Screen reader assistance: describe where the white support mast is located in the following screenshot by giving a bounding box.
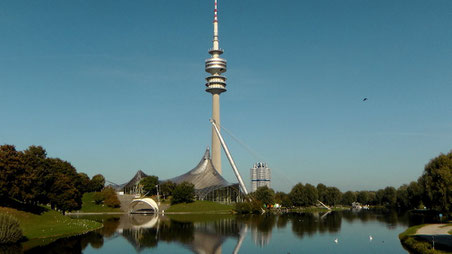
[210,119,249,195]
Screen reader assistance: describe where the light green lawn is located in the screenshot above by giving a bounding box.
[166,200,233,213]
[79,192,122,213]
[0,206,102,249]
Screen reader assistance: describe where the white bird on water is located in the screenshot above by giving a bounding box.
[369,235,373,241]
[334,238,338,244]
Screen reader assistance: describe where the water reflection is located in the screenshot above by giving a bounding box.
[24,210,412,254]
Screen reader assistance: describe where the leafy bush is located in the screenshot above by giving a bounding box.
[171,182,195,205]
[234,200,263,214]
[101,187,120,208]
[91,187,120,208]
[0,214,23,244]
[93,192,105,205]
[140,175,159,195]
[400,235,436,254]
[104,195,120,208]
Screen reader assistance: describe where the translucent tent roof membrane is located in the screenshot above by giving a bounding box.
[123,170,148,190]
[167,148,240,199]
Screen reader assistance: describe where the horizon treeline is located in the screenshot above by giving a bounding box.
[248,150,452,214]
[0,144,105,214]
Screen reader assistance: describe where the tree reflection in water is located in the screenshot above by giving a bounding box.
[23,210,412,254]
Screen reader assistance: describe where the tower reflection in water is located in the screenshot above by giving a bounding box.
[120,214,244,254]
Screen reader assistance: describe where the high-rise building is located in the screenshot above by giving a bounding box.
[250,163,271,192]
[205,0,227,175]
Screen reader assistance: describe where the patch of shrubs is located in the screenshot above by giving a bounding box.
[171,182,195,205]
[92,187,120,208]
[0,214,23,244]
[400,235,437,254]
[234,200,263,214]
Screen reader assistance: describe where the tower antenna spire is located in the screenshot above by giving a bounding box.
[213,0,219,51]
[214,0,218,22]
[205,0,227,174]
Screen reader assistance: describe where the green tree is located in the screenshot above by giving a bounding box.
[356,191,369,204]
[90,174,105,192]
[76,172,91,194]
[253,186,275,206]
[275,191,285,204]
[375,189,385,205]
[46,158,82,214]
[289,183,318,207]
[160,181,176,199]
[324,187,342,206]
[419,151,452,212]
[171,182,195,204]
[382,186,397,207]
[93,192,104,205]
[101,187,120,208]
[407,181,423,209]
[0,145,25,202]
[341,191,356,205]
[304,184,318,206]
[367,191,377,205]
[289,183,305,207]
[275,191,292,207]
[316,183,328,203]
[140,176,159,196]
[48,174,81,214]
[22,145,49,205]
[396,185,409,209]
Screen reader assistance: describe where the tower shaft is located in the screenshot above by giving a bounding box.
[211,94,221,174]
[205,0,227,174]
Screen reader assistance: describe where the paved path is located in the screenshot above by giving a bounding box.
[416,224,452,235]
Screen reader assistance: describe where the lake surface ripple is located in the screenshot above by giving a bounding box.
[25,209,419,253]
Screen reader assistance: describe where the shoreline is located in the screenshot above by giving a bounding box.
[23,223,104,251]
[0,206,104,251]
[399,223,452,253]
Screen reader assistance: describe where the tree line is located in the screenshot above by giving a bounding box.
[139,175,195,205]
[0,145,105,214]
[242,150,451,214]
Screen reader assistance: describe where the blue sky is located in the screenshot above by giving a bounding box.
[1,0,451,192]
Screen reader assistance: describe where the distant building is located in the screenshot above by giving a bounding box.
[250,163,271,192]
[168,148,244,203]
[123,170,148,195]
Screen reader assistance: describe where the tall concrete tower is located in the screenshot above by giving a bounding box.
[205,0,227,175]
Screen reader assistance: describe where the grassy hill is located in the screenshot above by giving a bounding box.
[166,200,234,213]
[0,206,102,249]
[78,192,122,213]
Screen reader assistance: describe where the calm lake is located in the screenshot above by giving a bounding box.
[24,209,422,253]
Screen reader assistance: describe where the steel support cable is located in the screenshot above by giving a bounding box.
[219,124,296,189]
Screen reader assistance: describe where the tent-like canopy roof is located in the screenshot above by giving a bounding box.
[123,170,148,190]
[168,148,239,199]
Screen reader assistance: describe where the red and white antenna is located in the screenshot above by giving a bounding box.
[214,0,218,23]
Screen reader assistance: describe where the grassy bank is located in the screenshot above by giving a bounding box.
[0,206,102,249]
[166,201,233,213]
[286,207,349,213]
[398,224,447,254]
[167,213,235,222]
[77,192,122,213]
